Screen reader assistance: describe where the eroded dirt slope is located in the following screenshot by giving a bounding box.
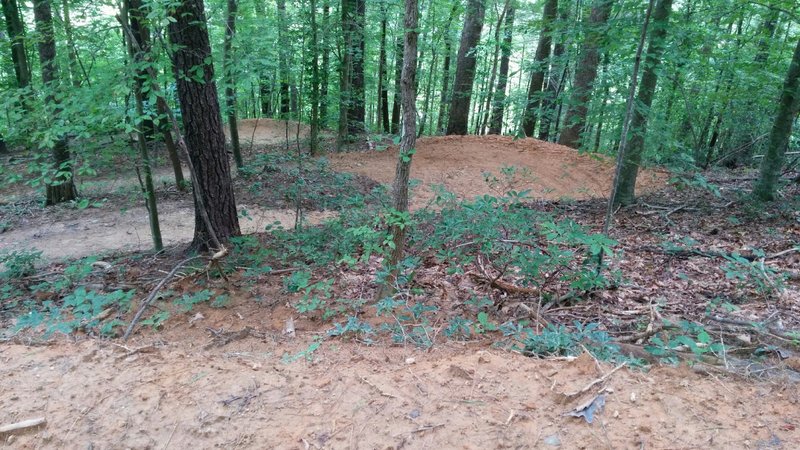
[1,330,797,449]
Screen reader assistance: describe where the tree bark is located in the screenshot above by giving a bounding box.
[122,0,163,251]
[378,0,417,301]
[309,0,321,155]
[614,0,672,206]
[538,7,568,141]
[319,0,330,126]
[754,37,800,201]
[33,0,77,205]
[60,0,82,88]
[276,0,290,118]
[168,0,240,249]
[446,0,485,135]
[2,0,31,89]
[488,4,514,135]
[558,0,612,149]
[390,34,403,134]
[521,0,556,137]
[377,5,390,133]
[478,4,506,135]
[436,38,452,134]
[224,0,242,169]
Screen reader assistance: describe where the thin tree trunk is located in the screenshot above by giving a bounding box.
[122,0,162,251]
[309,0,322,155]
[33,0,77,205]
[276,0,290,118]
[446,0,485,135]
[378,0,417,301]
[436,38,453,134]
[418,51,437,136]
[224,0,242,169]
[754,37,800,201]
[558,0,612,149]
[488,4,514,135]
[378,5,390,133]
[319,0,330,126]
[60,0,82,87]
[538,6,567,141]
[479,3,507,135]
[390,34,403,134]
[614,0,672,206]
[521,0,556,137]
[168,0,240,249]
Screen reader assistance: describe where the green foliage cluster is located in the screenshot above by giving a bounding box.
[414,191,617,299]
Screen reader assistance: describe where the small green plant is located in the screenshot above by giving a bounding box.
[15,287,134,337]
[0,249,43,278]
[721,250,786,298]
[174,289,214,312]
[645,320,724,363]
[327,316,374,341]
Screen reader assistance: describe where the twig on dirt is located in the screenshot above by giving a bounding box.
[0,417,46,434]
[106,342,156,358]
[123,255,202,341]
[564,362,627,399]
[163,422,178,450]
[408,423,444,434]
[359,376,398,398]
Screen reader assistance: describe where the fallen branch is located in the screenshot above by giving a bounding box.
[122,255,202,341]
[0,417,46,434]
[564,362,626,399]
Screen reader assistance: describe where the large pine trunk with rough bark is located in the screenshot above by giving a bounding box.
[168,0,240,250]
[446,0,485,135]
[3,0,31,89]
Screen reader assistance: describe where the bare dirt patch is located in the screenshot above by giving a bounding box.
[329,135,668,208]
[229,118,310,146]
[0,201,333,261]
[2,327,798,449]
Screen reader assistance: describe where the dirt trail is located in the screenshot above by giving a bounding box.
[330,135,667,208]
[0,201,333,261]
[1,327,797,449]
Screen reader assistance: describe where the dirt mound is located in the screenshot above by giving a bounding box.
[228,118,310,146]
[330,135,667,207]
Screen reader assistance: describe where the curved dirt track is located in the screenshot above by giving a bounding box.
[330,135,667,208]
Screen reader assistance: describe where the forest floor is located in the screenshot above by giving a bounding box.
[1,121,800,448]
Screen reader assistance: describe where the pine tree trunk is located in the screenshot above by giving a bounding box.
[488,5,514,135]
[446,0,485,135]
[614,0,672,206]
[558,0,612,149]
[224,0,242,169]
[168,0,240,249]
[33,0,77,205]
[378,0,417,301]
[754,37,800,201]
[522,0,556,137]
[2,0,31,89]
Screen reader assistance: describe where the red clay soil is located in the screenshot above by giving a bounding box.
[329,135,667,207]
